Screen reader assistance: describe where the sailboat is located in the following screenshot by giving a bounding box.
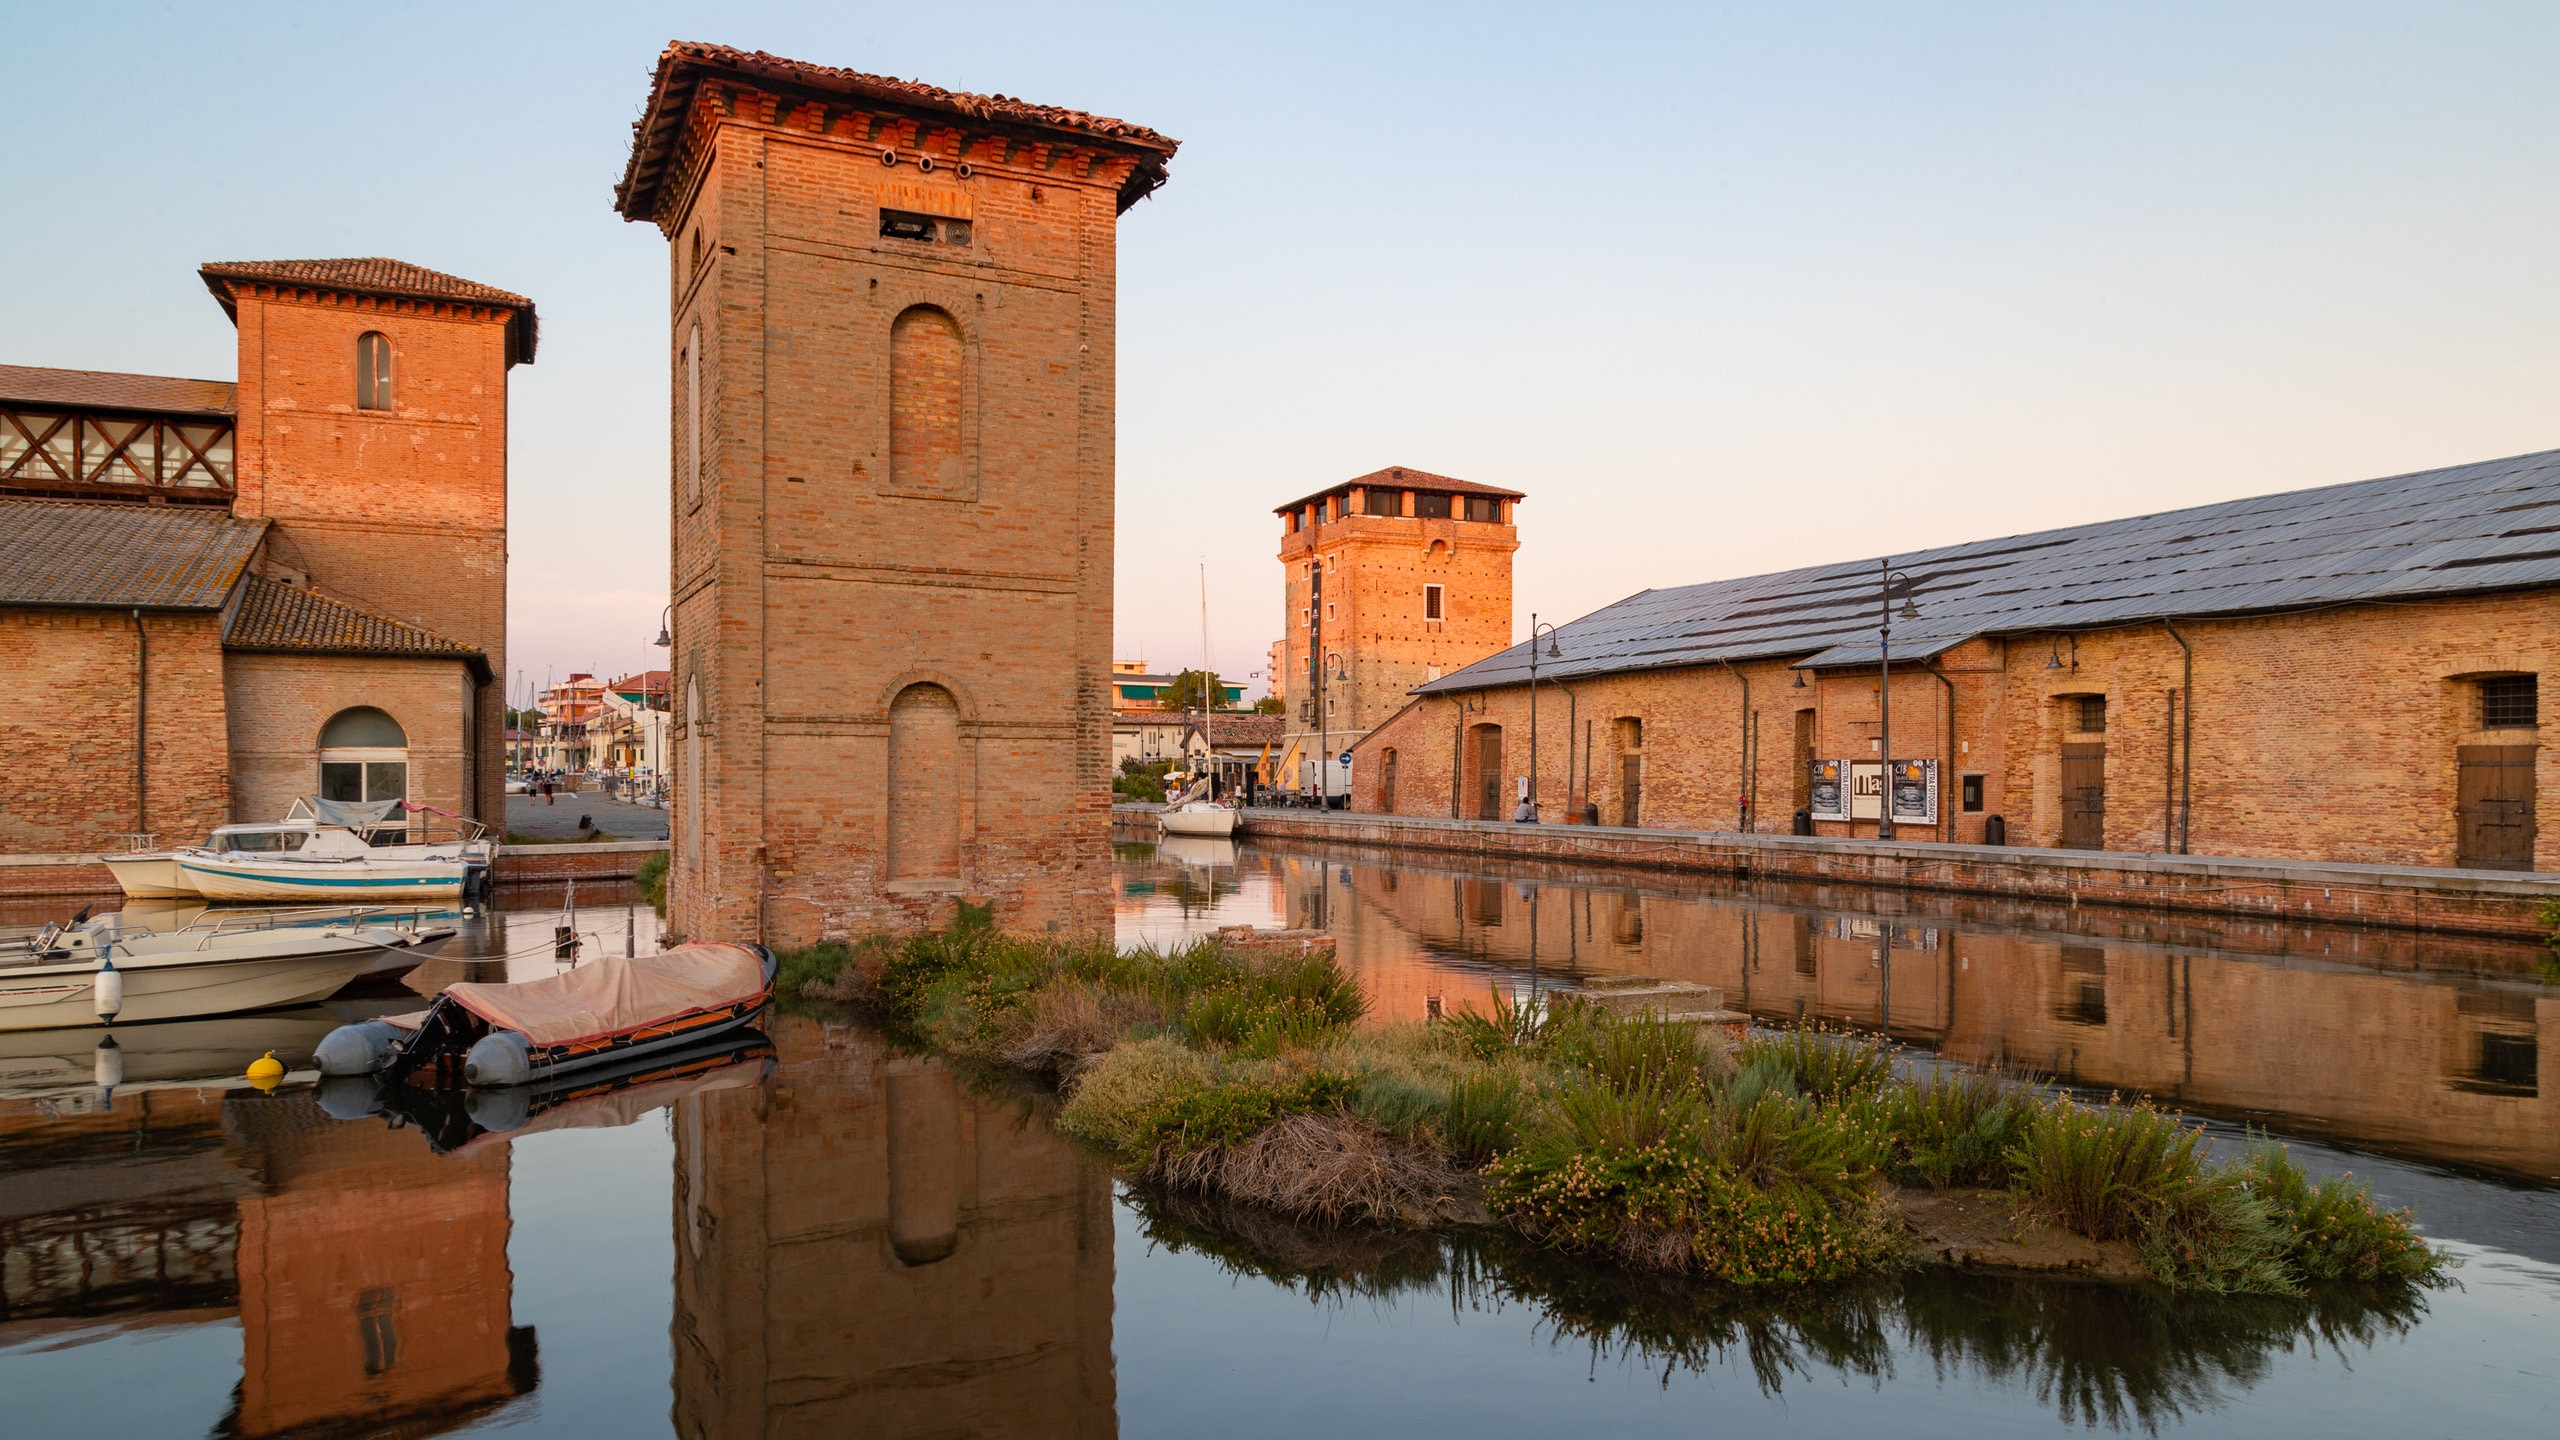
[1159,561,1243,839]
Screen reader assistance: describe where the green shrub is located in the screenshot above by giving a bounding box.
[1877,1069,2040,1189]
[1550,1010,1726,1097]
[2009,1099,2205,1243]
[773,941,861,1004]
[1058,1038,1359,1160]
[2236,1146,2442,1283]
[1446,1071,1529,1166]
[1736,1028,1896,1103]
[1446,983,1545,1059]
[1173,949,1368,1056]
[634,851,669,914]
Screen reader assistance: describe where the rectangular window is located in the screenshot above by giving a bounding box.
[878,209,940,241]
[1463,495,1502,523]
[2077,695,2107,733]
[1962,774,1985,812]
[1364,489,1401,517]
[2483,675,2538,728]
[1424,584,1444,620]
[1333,495,1350,521]
[1415,493,1450,519]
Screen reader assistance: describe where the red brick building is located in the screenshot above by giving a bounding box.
[613,43,1176,942]
[0,257,530,854]
[1353,449,2557,872]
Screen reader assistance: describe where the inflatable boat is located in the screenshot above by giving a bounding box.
[313,942,774,1087]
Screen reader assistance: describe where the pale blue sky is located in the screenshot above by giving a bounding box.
[6,3,2556,699]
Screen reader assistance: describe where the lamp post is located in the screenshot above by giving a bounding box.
[1876,559,1920,840]
[1525,614,1562,822]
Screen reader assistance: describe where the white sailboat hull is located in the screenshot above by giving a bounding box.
[0,949,375,1032]
[1157,805,1239,838]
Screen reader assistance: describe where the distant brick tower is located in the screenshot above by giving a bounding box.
[614,44,1176,943]
[1276,466,1521,798]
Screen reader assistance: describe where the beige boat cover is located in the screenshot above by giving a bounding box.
[436,943,768,1045]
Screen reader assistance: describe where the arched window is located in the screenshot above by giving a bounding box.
[889,306,964,496]
[684,322,702,504]
[356,332,394,411]
[319,706,407,805]
[886,682,962,882]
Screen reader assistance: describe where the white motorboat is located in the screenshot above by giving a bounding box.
[105,799,494,903]
[0,908,456,1033]
[1157,799,1239,838]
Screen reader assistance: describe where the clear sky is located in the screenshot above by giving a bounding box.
[7,3,2556,702]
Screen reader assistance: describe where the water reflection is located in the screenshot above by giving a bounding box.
[670,1016,1116,1438]
[0,1081,534,1437]
[1116,836,2559,1182]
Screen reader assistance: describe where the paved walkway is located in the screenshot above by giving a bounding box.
[505,792,671,842]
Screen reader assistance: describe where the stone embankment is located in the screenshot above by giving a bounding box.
[0,841,666,897]
[1118,805,2560,940]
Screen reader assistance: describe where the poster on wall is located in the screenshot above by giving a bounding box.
[1849,762,1883,819]
[1889,759,1939,825]
[1808,759,1850,821]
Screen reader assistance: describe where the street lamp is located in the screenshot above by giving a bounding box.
[1525,614,1563,822]
[1876,559,1921,840]
[653,605,672,648]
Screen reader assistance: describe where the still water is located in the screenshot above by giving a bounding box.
[1,849,2552,1438]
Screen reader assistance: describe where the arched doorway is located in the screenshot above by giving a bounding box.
[320,707,408,839]
[887,683,963,882]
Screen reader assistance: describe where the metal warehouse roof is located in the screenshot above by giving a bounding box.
[1422,446,2560,694]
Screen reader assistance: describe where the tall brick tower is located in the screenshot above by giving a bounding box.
[614,44,1176,943]
[1276,466,1521,798]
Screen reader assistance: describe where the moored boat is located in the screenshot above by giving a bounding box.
[1157,800,1240,838]
[315,942,775,1087]
[0,909,457,1033]
[105,800,494,903]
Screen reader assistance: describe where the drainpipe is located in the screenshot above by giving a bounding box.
[1924,659,1957,839]
[2161,619,2193,853]
[1717,657,1750,831]
[131,609,147,835]
[1448,695,1466,821]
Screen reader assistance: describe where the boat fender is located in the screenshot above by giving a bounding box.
[315,1074,388,1120]
[462,1030,534,1088]
[465,1084,534,1133]
[93,958,122,1024]
[314,1020,407,1076]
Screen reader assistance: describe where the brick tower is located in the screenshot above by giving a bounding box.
[1276,466,1521,799]
[613,44,1177,943]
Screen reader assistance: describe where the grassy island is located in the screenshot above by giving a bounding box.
[786,916,2444,1295]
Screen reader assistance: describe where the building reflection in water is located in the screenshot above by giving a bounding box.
[0,1019,536,1438]
[671,1015,1115,1440]
[1122,839,2556,1182]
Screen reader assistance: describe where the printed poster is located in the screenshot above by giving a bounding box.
[1807,759,1849,822]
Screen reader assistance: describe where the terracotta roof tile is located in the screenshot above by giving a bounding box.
[225,574,487,680]
[1276,465,1527,515]
[0,364,235,417]
[199,259,538,363]
[0,500,266,609]
[616,42,1177,224]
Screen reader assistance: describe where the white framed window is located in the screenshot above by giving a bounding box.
[1424,584,1444,620]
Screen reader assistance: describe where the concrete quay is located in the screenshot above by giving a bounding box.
[0,839,666,898]
[1117,805,2560,941]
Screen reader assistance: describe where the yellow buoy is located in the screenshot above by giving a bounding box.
[246,1050,285,1091]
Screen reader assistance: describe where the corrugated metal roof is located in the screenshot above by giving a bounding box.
[0,364,235,417]
[224,575,488,681]
[0,500,267,610]
[1423,447,2560,693]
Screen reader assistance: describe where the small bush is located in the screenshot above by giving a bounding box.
[2010,1099,2205,1243]
[1736,1028,1895,1103]
[2236,1146,2442,1283]
[1446,1071,1529,1166]
[774,942,862,1004]
[1877,1069,2039,1189]
[634,851,669,914]
[1447,984,1544,1060]
[1551,1010,1727,1097]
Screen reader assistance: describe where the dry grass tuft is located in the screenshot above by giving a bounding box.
[1001,982,1163,1074]
[1154,1112,1481,1227]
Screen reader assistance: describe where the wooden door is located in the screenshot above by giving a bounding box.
[1620,754,1643,828]
[2457,745,2537,870]
[1380,751,1398,813]
[1792,710,1814,814]
[1475,727,1503,820]
[2060,742,2106,850]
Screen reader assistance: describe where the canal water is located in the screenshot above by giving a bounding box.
[2,845,2552,1437]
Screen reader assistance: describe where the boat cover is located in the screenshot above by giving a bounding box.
[431,943,768,1046]
[309,796,402,827]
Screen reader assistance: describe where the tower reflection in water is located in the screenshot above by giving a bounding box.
[671,1015,1115,1440]
[0,1018,538,1439]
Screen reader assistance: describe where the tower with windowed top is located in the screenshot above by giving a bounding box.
[1275,466,1522,796]
[613,43,1177,944]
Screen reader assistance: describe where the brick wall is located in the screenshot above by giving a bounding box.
[655,80,1162,943]
[0,609,229,852]
[1352,590,2558,870]
[224,652,475,827]
[230,289,511,824]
